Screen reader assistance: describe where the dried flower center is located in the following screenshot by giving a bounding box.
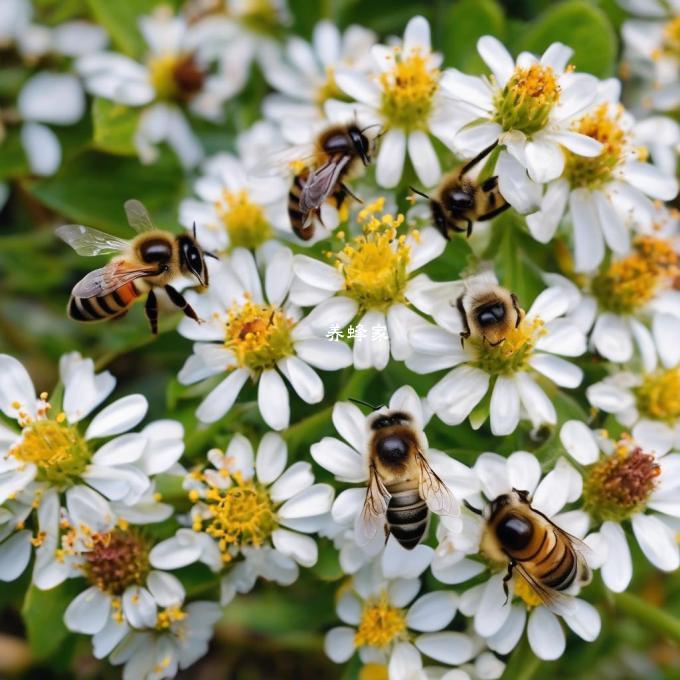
[193,472,277,561]
[591,236,678,315]
[378,49,439,131]
[224,298,295,372]
[11,415,89,487]
[471,316,543,377]
[514,573,543,610]
[493,64,560,136]
[333,198,411,312]
[662,16,680,60]
[149,52,205,102]
[215,189,272,250]
[635,366,680,424]
[583,443,660,522]
[564,104,627,189]
[354,593,407,648]
[82,529,150,596]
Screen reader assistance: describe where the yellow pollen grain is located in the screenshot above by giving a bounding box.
[514,574,543,609]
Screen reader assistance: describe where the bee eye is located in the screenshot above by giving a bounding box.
[449,191,474,210]
[476,302,505,326]
[496,514,533,550]
[182,242,203,277]
[376,434,409,463]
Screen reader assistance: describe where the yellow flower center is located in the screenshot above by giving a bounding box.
[583,440,660,522]
[155,605,187,630]
[662,16,680,60]
[333,197,411,312]
[194,472,277,562]
[635,366,680,424]
[378,49,439,131]
[563,104,627,189]
[215,189,273,250]
[224,298,295,372]
[591,235,678,315]
[231,0,284,36]
[493,64,560,136]
[359,664,389,680]
[354,593,407,648]
[11,415,90,487]
[471,316,543,377]
[315,66,346,107]
[514,573,543,609]
[148,52,204,102]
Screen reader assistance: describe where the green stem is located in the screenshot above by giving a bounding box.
[614,591,680,643]
[500,635,542,680]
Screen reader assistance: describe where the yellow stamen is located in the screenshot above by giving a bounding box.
[315,66,346,106]
[155,605,187,630]
[214,189,273,250]
[354,593,407,648]
[662,16,680,60]
[635,366,680,423]
[514,574,543,609]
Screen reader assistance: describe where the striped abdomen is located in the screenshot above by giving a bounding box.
[386,485,429,550]
[68,281,141,322]
[288,172,313,240]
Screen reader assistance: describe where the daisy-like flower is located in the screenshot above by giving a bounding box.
[311,385,478,552]
[433,451,600,662]
[324,559,476,673]
[503,79,678,271]
[261,20,376,134]
[148,432,333,604]
[440,36,603,185]
[0,352,184,583]
[289,197,448,370]
[179,141,289,254]
[76,6,237,168]
[560,421,680,590]
[406,273,587,434]
[177,247,352,430]
[329,16,466,188]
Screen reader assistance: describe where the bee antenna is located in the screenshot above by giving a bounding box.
[409,186,431,200]
[360,123,382,135]
[192,221,197,239]
[349,397,383,411]
[204,251,219,260]
[463,499,483,516]
[460,140,499,176]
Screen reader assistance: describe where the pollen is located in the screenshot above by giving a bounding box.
[10,417,90,487]
[149,52,205,102]
[215,189,273,250]
[359,664,389,680]
[155,605,187,630]
[333,198,411,312]
[635,366,680,424]
[591,235,678,315]
[315,66,346,107]
[493,64,560,136]
[354,593,407,648]
[662,16,680,60]
[514,573,543,609]
[224,297,295,373]
[378,48,439,131]
[583,441,661,522]
[564,104,627,189]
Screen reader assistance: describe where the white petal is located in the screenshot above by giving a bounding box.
[376,129,406,189]
[64,586,110,634]
[631,513,679,571]
[507,451,541,495]
[591,314,632,363]
[563,599,601,642]
[415,632,475,665]
[324,627,355,663]
[332,401,367,454]
[265,247,293,307]
[570,189,604,273]
[294,339,353,371]
[477,36,515,88]
[474,573,511,637]
[122,586,157,629]
[18,73,84,124]
[92,434,146,466]
[515,373,556,428]
[382,538,433,579]
[85,395,148,439]
[527,607,565,661]
[272,528,318,567]
[277,357,323,404]
[269,461,313,503]
[529,354,582,388]
[0,354,36,419]
[0,531,31,581]
[593,190,629,256]
[622,161,678,201]
[559,421,599,465]
[255,432,287,485]
[408,131,441,187]
[653,313,680,369]
[21,122,61,176]
[278,484,334,520]
[259,370,290,431]
[332,487,366,525]
[601,521,632,592]
[406,591,457,632]
[195,368,249,424]
[147,571,184,607]
[311,437,365,482]
[149,531,204,570]
[487,606,526,655]
[524,138,565,184]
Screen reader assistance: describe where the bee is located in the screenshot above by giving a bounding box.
[410,141,509,238]
[288,123,373,240]
[455,273,522,347]
[479,489,591,607]
[57,199,212,335]
[356,407,455,550]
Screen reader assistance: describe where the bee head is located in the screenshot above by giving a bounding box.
[475,299,507,328]
[349,125,371,166]
[370,410,411,431]
[178,235,208,287]
[446,187,475,215]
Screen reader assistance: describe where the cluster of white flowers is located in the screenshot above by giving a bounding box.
[2,0,680,678]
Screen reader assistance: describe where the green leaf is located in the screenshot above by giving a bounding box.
[92,98,141,156]
[0,129,29,180]
[441,0,506,73]
[517,0,617,78]
[310,539,344,582]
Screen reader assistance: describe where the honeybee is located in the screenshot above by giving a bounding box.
[57,199,212,335]
[288,123,374,240]
[479,489,591,607]
[411,141,509,238]
[455,273,522,347]
[357,408,455,550]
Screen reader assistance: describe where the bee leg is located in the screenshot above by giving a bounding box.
[165,285,203,324]
[477,202,511,222]
[340,182,363,204]
[511,293,522,328]
[463,499,483,516]
[456,295,470,347]
[502,561,515,604]
[145,290,158,335]
[465,218,473,238]
[485,335,506,347]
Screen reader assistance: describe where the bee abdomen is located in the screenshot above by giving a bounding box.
[386,488,429,550]
[68,282,140,322]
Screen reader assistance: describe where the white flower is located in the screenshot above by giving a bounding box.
[148,432,333,603]
[329,16,466,188]
[289,197,449,369]
[324,559,475,672]
[441,36,603,185]
[560,421,680,590]
[406,274,586,434]
[177,247,352,429]
[261,19,376,135]
[433,451,599,662]
[0,352,183,583]
[633,114,680,176]
[504,79,678,271]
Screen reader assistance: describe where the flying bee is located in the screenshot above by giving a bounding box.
[455,273,522,347]
[477,489,591,607]
[356,407,456,550]
[410,141,509,239]
[288,123,375,240]
[57,199,214,335]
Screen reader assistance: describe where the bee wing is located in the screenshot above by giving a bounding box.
[72,261,158,298]
[56,225,130,257]
[512,561,565,609]
[251,143,317,177]
[299,156,350,215]
[416,451,457,516]
[124,199,155,233]
[354,464,391,547]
